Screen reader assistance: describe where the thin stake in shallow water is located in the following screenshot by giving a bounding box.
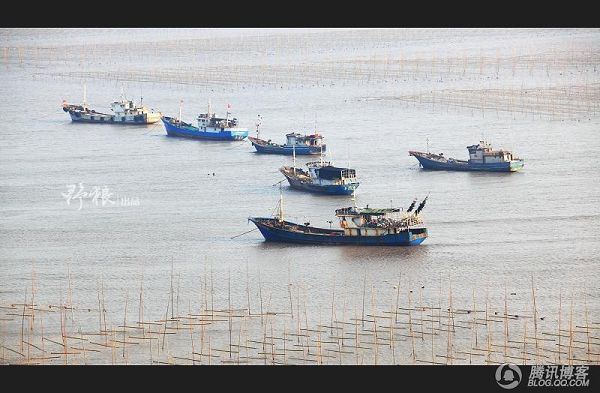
[330,278,336,335]
[531,276,539,362]
[170,260,174,320]
[246,260,251,315]
[361,273,366,329]
[139,269,144,338]
[228,268,232,359]
[558,288,562,363]
[288,262,293,320]
[395,274,401,324]
[122,289,127,360]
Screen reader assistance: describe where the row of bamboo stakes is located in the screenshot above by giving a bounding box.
[1,265,598,365]
[2,31,598,122]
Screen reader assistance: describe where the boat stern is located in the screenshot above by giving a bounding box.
[408,228,428,245]
[508,159,525,172]
[230,130,249,141]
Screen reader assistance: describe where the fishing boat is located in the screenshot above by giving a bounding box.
[409,140,524,172]
[279,147,359,195]
[249,190,428,246]
[248,119,325,155]
[161,101,249,141]
[62,87,161,124]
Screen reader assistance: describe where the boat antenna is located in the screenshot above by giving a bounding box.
[426,137,430,154]
[278,182,284,223]
[292,142,296,175]
[226,103,230,127]
[140,85,143,106]
[256,114,261,139]
[320,144,324,167]
[83,83,87,108]
[179,99,183,125]
[208,98,212,118]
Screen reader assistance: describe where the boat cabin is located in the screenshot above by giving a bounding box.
[197,112,238,129]
[110,99,151,116]
[334,206,422,236]
[111,100,135,114]
[285,132,324,147]
[307,163,356,181]
[467,140,514,164]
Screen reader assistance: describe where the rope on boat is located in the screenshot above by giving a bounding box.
[230,228,258,239]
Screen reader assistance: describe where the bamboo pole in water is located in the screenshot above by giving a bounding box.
[189,300,195,365]
[568,292,573,366]
[584,290,590,363]
[228,268,232,359]
[330,278,336,336]
[558,288,562,363]
[395,275,401,324]
[531,276,539,362]
[122,289,127,360]
[246,261,251,315]
[139,270,144,339]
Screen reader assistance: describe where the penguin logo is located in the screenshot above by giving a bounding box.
[495,363,522,389]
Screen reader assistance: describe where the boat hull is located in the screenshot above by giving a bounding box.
[248,137,325,155]
[282,173,359,195]
[162,117,248,141]
[249,218,427,246]
[410,152,524,172]
[67,110,161,124]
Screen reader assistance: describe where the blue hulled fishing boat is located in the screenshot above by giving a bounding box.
[162,101,248,141]
[248,127,325,155]
[279,150,359,195]
[409,140,524,172]
[249,191,428,246]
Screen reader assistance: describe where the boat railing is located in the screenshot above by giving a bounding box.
[340,169,356,179]
[335,207,358,216]
[363,214,423,229]
[306,161,332,167]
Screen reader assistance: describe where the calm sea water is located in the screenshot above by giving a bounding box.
[0,29,599,363]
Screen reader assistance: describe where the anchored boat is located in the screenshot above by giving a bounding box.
[279,148,359,195]
[248,120,325,155]
[249,190,428,246]
[409,140,524,172]
[62,88,161,124]
[162,101,249,141]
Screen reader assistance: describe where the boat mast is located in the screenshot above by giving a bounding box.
[278,182,284,223]
[256,115,261,139]
[83,83,87,108]
[179,99,183,125]
[226,103,230,127]
[320,144,324,167]
[426,137,429,154]
[292,143,296,175]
